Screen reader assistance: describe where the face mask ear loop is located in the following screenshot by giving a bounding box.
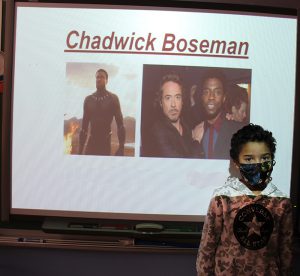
[265,159,275,183]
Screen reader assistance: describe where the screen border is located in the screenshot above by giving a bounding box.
[1,1,299,230]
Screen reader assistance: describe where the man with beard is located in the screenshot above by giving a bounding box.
[194,69,244,159]
[149,73,203,158]
[79,69,125,156]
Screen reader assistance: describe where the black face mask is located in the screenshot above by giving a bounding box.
[239,160,275,187]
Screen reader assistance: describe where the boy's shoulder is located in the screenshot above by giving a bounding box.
[213,177,247,197]
[212,177,290,199]
[262,182,289,198]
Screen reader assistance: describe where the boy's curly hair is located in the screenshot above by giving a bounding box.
[230,124,276,162]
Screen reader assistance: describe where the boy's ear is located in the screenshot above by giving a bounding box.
[233,161,240,169]
[229,159,240,178]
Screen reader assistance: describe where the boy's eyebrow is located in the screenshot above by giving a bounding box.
[241,153,271,157]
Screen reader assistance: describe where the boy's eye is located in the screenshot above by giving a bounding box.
[244,157,253,162]
[262,156,271,161]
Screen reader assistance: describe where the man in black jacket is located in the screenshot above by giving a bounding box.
[194,69,244,159]
[148,74,203,158]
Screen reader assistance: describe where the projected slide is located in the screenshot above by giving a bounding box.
[11,3,297,220]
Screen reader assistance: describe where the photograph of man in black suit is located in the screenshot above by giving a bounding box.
[146,73,203,158]
[193,69,245,159]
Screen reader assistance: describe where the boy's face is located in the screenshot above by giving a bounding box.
[237,141,272,164]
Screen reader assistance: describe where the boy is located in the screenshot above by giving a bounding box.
[196,124,292,275]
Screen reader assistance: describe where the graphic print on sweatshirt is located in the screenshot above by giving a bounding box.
[233,203,274,250]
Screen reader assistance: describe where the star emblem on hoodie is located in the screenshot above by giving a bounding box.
[233,204,274,250]
[244,214,265,237]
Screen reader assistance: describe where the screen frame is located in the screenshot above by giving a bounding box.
[1,0,299,231]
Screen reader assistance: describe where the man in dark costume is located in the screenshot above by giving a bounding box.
[79,69,125,156]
